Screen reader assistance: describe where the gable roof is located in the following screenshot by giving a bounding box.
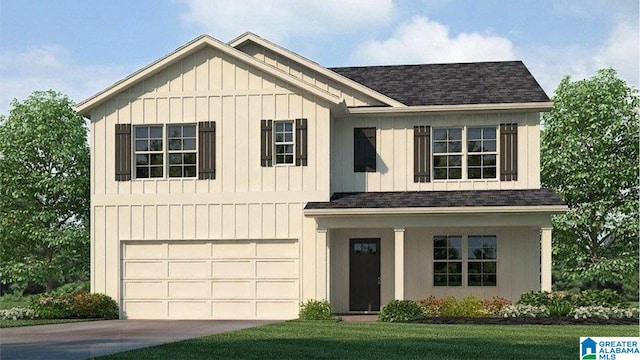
[330,61,550,107]
[75,35,342,115]
[305,189,565,212]
[229,32,405,107]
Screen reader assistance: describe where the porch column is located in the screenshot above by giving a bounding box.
[316,228,329,300]
[541,227,552,292]
[394,227,405,300]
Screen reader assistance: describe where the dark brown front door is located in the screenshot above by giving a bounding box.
[349,238,381,311]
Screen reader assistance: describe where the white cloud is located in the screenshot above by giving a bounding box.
[349,16,516,65]
[176,0,395,42]
[522,20,639,95]
[0,45,127,116]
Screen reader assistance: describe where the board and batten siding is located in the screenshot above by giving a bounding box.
[236,41,384,108]
[89,46,332,310]
[330,113,541,193]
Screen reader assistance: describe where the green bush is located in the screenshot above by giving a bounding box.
[575,289,625,307]
[378,300,425,322]
[50,281,90,297]
[518,291,552,306]
[547,298,574,317]
[439,296,486,317]
[32,291,118,319]
[299,299,333,320]
[482,297,512,316]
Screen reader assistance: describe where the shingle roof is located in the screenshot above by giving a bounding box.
[330,61,550,106]
[304,189,564,210]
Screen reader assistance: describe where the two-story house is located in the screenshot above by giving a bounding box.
[76,33,567,320]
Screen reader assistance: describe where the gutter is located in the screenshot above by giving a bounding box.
[304,204,568,217]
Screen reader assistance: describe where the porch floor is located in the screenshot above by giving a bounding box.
[338,314,378,323]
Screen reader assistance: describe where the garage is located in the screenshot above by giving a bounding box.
[121,240,300,319]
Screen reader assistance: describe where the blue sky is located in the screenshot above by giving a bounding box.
[1,0,638,114]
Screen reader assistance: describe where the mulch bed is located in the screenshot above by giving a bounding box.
[410,317,639,325]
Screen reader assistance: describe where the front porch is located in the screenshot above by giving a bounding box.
[304,190,566,313]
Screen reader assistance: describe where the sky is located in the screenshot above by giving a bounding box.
[0,0,638,115]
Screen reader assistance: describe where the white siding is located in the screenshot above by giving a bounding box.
[331,113,541,193]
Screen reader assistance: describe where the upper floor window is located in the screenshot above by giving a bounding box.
[433,128,462,180]
[354,127,377,172]
[168,125,197,177]
[467,127,497,179]
[135,125,164,179]
[274,121,294,165]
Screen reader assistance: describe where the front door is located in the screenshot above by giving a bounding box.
[349,238,381,311]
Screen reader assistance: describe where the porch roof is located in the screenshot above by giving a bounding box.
[305,189,565,212]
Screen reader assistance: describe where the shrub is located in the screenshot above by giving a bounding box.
[299,299,333,320]
[547,298,574,317]
[499,304,549,318]
[32,291,118,319]
[417,296,445,317]
[439,296,487,317]
[50,281,90,297]
[571,306,640,319]
[518,291,552,306]
[0,306,39,320]
[482,297,512,316]
[378,300,425,322]
[575,289,626,307]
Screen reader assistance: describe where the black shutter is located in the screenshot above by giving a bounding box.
[414,125,431,182]
[198,121,216,179]
[500,123,518,181]
[354,127,376,172]
[295,118,308,166]
[115,124,131,181]
[261,120,273,167]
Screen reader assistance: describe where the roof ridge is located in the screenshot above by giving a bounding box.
[329,60,523,70]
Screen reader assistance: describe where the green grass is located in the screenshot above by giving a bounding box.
[100,321,639,359]
[0,318,93,328]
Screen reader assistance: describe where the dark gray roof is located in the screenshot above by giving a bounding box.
[330,61,550,106]
[305,189,564,210]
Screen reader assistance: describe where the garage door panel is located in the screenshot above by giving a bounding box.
[256,281,298,299]
[168,301,209,319]
[168,281,210,298]
[168,242,211,258]
[124,261,165,279]
[212,261,254,278]
[122,239,299,320]
[124,281,166,299]
[256,260,298,278]
[212,281,254,299]
[168,261,210,278]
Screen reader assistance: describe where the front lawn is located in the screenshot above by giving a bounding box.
[0,318,93,328]
[100,321,638,359]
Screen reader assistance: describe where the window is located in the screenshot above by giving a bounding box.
[433,235,462,286]
[467,127,497,179]
[354,127,377,172]
[135,125,164,178]
[433,128,462,179]
[274,121,294,165]
[168,125,197,177]
[467,235,497,286]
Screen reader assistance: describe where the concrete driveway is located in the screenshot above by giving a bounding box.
[0,319,275,360]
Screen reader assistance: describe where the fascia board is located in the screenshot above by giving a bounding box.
[345,102,554,116]
[229,32,406,108]
[304,205,568,217]
[76,34,341,116]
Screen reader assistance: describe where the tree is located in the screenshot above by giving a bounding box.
[0,90,90,292]
[541,68,639,291]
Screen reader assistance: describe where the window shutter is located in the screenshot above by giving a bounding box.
[414,125,431,182]
[198,121,216,179]
[115,124,131,181]
[261,120,273,167]
[500,123,518,181]
[295,118,308,166]
[354,127,376,172]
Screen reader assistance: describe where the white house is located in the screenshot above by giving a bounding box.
[76,33,567,320]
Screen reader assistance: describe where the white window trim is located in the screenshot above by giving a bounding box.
[432,234,499,287]
[273,120,295,166]
[132,123,198,180]
[167,124,198,178]
[431,125,500,182]
[432,127,464,180]
[467,127,498,180]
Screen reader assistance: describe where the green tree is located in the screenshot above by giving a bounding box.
[0,90,90,292]
[541,68,639,291]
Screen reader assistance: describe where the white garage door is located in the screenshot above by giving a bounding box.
[121,240,299,320]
